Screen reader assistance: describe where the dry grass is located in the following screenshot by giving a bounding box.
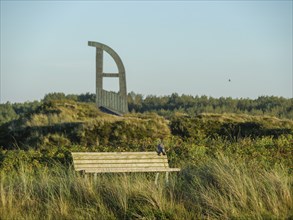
[180,153,293,219]
[198,113,293,129]
[0,153,291,219]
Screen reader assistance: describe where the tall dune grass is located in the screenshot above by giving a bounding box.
[0,154,292,219]
[179,154,292,219]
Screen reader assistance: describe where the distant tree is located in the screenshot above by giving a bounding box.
[0,102,18,125]
[43,93,66,102]
[13,101,40,116]
[126,93,293,119]
[77,93,96,103]
[66,94,78,101]
[128,92,143,112]
[43,92,95,103]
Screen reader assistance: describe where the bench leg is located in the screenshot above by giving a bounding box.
[165,172,169,185]
[94,173,97,182]
[155,173,159,185]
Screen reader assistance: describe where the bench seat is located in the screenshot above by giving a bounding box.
[71,152,180,175]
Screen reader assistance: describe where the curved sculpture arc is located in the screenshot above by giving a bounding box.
[88,41,128,115]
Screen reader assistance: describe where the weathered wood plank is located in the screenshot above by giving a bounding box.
[74,159,168,164]
[72,152,158,156]
[71,151,180,174]
[72,155,166,160]
[78,167,180,173]
[74,163,168,169]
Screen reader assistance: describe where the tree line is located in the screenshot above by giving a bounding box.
[1,92,292,125]
[128,92,293,119]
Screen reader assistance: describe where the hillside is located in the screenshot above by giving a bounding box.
[0,99,292,219]
[0,100,169,150]
[1,99,292,151]
[1,93,293,127]
[0,99,292,169]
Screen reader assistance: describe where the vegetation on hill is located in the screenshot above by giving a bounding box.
[1,154,291,219]
[1,92,292,126]
[0,93,292,219]
[127,92,293,119]
[0,99,169,150]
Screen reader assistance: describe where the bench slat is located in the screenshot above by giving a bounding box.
[79,167,181,173]
[72,155,167,160]
[74,163,168,169]
[71,151,180,174]
[74,159,168,164]
[72,152,158,155]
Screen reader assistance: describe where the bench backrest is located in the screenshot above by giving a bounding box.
[71,152,179,173]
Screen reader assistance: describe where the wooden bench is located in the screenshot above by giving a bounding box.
[71,152,180,184]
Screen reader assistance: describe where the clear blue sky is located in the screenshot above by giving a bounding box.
[1,1,292,103]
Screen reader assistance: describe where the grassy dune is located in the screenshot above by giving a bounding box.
[0,154,291,219]
[0,100,292,219]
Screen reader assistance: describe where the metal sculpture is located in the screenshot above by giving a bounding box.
[88,41,128,115]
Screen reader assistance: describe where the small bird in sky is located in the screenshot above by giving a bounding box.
[228,79,231,82]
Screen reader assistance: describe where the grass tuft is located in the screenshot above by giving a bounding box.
[0,153,291,219]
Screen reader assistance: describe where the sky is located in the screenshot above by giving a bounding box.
[0,1,292,103]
